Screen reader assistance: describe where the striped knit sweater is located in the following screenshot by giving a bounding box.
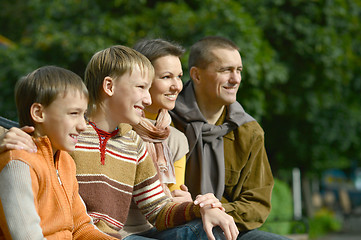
[70,123,201,237]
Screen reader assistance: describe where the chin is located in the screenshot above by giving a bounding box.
[129,118,141,126]
[164,103,175,111]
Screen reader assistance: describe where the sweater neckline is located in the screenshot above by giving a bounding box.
[88,120,119,165]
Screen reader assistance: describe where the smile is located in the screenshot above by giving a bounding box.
[165,94,177,100]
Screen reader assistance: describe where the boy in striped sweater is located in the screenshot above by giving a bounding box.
[72,45,238,239]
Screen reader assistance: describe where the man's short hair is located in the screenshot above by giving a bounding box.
[188,36,239,70]
[15,66,88,127]
[133,38,185,64]
[84,45,154,115]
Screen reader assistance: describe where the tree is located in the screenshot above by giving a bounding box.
[1,0,360,175]
[242,0,361,174]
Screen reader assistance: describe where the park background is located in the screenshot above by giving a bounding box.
[1,0,361,239]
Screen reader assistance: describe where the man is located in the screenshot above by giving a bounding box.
[170,36,289,239]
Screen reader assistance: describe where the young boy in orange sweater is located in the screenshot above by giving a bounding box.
[0,66,117,239]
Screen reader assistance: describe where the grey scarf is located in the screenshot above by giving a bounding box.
[170,80,255,200]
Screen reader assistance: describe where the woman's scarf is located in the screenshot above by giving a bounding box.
[170,81,255,200]
[132,109,175,197]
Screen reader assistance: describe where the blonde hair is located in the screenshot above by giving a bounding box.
[84,45,154,115]
[15,66,88,127]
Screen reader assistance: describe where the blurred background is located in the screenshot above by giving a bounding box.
[1,0,361,239]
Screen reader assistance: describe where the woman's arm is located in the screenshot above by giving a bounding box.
[0,126,36,154]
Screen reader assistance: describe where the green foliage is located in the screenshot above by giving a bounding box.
[308,208,342,239]
[1,0,361,175]
[243,0,361,174]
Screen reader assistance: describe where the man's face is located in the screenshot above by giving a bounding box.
[195,48,242,108]
[111,65,152,125]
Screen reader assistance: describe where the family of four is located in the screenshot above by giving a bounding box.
[0,36,289,240]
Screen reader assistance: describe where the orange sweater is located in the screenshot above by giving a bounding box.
[0,136,117,240]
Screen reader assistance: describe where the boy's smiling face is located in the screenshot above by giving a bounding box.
[110,65,152,125]
[35,88,88,154]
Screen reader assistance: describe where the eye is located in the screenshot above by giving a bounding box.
[219,68,231,73]
[161,75,171,79]
[177,74,183,80]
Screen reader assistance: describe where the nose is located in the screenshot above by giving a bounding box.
[77,117,87,132]
[170,78,183,92]
[230,70,241,84]
[143,89,152,107]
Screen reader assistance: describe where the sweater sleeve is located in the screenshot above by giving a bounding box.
[71,173,119,240]
[132,138,200,231]
[222,126,274,231]
[0,160,46,239]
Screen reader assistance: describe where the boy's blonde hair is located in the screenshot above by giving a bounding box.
[15,66,88,127]
[84,45,154,115]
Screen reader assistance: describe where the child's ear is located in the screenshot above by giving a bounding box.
[103,76,114,96]
[30,103,45,123]
[190,67,200,84]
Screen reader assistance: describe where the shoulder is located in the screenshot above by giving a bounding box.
[167,126,189,162]
[59,150,76,168]
[118,123,143,143]
[226,120,265,144]
[240,121,265,137]
[118,123,133,136]
[0,149,43,173]
[169,126,188,143]
[113,124,148,157]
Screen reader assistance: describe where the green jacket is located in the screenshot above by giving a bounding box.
[217,110,274,231]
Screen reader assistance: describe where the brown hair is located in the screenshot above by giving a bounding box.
[15,66,88,127]
[133,38,185,63]
[188,36,239,70]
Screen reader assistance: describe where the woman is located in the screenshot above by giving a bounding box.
[132,39,192,201]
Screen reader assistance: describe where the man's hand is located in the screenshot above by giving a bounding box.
[0,126,36,154]
[200,207,239,240]
[171,184,193,203]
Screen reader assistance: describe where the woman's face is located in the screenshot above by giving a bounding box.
[146,55,183,113]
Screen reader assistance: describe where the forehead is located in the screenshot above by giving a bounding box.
[153,55,181,66]
[118,66,153,85]
[55,88,88,104]
[209,48,242,67]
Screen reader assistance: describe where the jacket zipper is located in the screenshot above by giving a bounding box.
[56,169,62,185]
